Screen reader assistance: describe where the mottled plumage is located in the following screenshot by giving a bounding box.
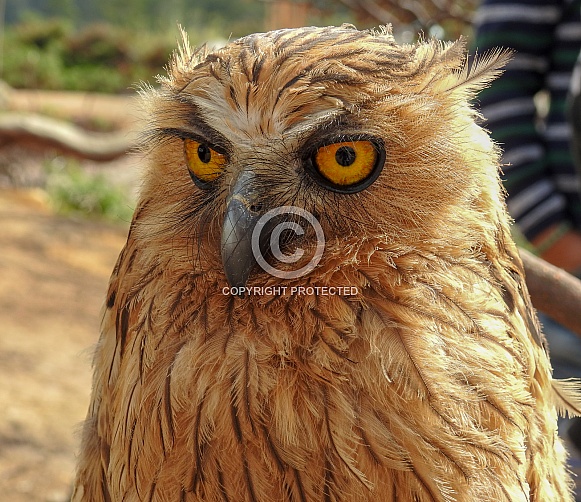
[73,25,581,501]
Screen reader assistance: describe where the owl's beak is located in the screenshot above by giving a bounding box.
[221,170,265,289]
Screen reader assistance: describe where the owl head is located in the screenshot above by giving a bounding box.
[137,25,510,290]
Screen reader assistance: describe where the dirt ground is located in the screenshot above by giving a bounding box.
[0,188,129,501]
[0,86,137,501]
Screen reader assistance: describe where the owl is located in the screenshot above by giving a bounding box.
[72,25,581,501]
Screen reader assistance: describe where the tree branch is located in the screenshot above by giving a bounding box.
[520,248,581,337]
[0,112,136,161]
[333,0,475,32]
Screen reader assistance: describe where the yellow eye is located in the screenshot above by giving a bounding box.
[184,138,226,183]
[314,140,380,188]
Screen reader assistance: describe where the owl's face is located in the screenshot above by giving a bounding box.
[139,25,505,289]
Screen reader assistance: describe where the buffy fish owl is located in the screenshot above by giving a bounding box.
[72,25,581,501]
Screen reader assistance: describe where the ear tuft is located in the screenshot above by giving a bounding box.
[160,26,209,89]
[445,47,513,97]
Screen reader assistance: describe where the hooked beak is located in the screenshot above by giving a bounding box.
[221,170,265,289]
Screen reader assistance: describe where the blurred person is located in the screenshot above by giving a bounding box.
[474,0,581,272]
[474,0,581,498]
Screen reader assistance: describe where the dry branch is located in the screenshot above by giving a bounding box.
[520,248,581,337]
[0,112,137,161]
[333,0,477,35]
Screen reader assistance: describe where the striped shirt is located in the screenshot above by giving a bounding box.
[474,0,581,240]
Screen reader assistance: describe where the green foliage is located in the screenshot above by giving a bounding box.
[12,15,72,48]
[45,159,134,222]
[170,0,265,37]
[2,17,175,92]
[8,0,266,37]
[3,42,63,89]
[3,3,358,93]
[58,64,127,94]
[64,23,130,66]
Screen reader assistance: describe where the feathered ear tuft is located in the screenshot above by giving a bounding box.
[160,26,208,89]
[442,47,513,97]
[174,25,195,72]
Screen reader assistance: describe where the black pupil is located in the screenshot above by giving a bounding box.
[197,144,212,163]
[335,146,356,167]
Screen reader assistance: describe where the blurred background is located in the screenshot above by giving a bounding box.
[0,0,566,501]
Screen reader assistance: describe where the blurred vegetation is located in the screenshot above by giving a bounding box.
[3,17,175,92]
[44,157,134,222]
[1,1,479,93]
[2,0,267,92]
[6,0,266,35]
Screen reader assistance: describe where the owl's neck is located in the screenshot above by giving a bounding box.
[104,227,533,500]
